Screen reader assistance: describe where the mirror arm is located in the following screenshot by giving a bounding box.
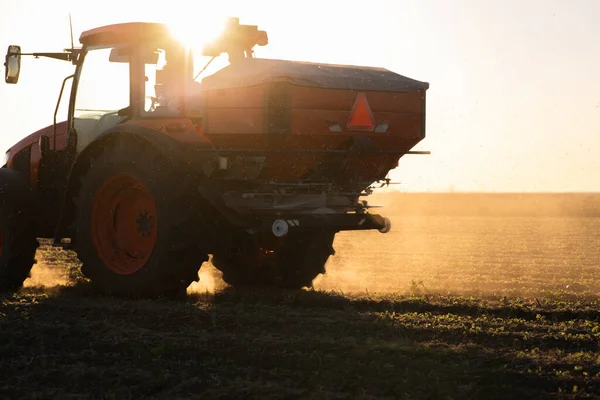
[20,50,81,63]
[53,74,75,150]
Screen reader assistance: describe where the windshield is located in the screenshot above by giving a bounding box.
[74,46,130,120]
[73,46,130,152]
[73,43,220,125]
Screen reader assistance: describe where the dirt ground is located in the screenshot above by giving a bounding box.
[2,193,600,399]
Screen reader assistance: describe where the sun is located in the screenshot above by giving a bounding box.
[166,15,229,53]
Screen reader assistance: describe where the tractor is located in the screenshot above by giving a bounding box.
[0,18,429,297]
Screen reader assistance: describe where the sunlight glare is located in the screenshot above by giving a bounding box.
[167,16,228,53]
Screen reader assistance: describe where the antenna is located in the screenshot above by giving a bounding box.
[69,13,74,49]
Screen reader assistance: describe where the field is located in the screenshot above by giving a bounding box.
[2,193,600,399]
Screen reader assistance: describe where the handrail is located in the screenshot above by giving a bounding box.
[53,74,75,149]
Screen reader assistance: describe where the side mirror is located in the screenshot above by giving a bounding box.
[4,45,21,84]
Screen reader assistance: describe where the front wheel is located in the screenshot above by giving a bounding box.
[72,140,208,298]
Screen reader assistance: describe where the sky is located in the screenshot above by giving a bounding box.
[0,0,599,192]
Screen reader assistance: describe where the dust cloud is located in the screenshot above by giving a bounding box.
[187,258,228,294]
[23,247,75,289]
[314,192,600,298]
[21,193,600,299]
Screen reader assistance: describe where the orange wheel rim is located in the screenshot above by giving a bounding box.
[91,173,158,275]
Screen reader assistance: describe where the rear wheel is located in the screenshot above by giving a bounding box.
[211,233,279,288]
[72,140,208,298]
[277,231,336,289]
[0,169,39,293]
[212,230,336,289]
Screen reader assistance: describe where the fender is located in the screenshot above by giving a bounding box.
[52,123,214,244]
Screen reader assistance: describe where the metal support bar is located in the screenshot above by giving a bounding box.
[20,52,77,62]
[260,213,390,234]
[53,74,74,149]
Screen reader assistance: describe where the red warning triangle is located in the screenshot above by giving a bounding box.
[347,92,375,131]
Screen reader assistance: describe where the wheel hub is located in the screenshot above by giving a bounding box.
[135,210,154,237]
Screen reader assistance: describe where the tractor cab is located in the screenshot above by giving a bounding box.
[72,25,193,152]
[4,18,268,153]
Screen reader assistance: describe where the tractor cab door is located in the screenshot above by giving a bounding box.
[73,43,187,153]
[73,45,131,153]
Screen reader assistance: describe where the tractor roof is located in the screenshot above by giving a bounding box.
[79,22,173,47]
